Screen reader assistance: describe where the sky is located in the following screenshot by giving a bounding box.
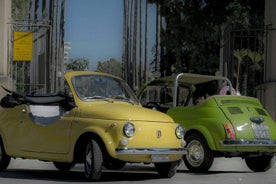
[65,0,124,70]
[65,0,156,70]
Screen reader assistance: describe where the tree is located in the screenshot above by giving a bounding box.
[12,0,29,19]
[66,57,89,71]
[234,49,263,96]
[149,0,254,76]
[123,0,153,89]
[122,0,128,81]
[96,58,122,77]
[144,0,149,83]
[138,0,142,87]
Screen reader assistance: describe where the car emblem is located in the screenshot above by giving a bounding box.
[157,130,162,138]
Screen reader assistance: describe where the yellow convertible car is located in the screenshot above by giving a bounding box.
[0,71,186,181]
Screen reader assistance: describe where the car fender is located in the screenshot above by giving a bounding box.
[84,126,118,157]
[185,125,217,150]
[70,120,121,160]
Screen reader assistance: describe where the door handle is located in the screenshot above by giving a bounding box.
[19,108,26,123]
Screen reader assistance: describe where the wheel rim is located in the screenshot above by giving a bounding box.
[84,142,92,176]
[186,140,204,167]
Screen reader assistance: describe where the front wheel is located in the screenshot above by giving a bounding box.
[154,160,180,178]
[84,138,103,181]
[183,133,214,172]
[0,139,10,171]
[245,155,275,172]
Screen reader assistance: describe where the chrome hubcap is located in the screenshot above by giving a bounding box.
[186,140,204,167]
[85,143,92,175]
[86,150,92,165]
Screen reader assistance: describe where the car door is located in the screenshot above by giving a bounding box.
[14,104,75,154]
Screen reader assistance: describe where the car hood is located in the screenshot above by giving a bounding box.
[78,101,174,123]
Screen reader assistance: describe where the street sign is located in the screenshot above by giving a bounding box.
[13,31,33,61]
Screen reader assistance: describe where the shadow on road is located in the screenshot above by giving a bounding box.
[177,169,252,175]
[0,165,160,182]
[0,163,254,182]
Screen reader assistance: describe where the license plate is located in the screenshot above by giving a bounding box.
[252,123,270,139]
[151,155,169,162]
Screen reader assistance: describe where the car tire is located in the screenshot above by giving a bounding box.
[53,162,75,172]
[0,138,10,171]
[183,133,214,172]
[84,138,103,181]
[154,160,180,178]
[245,155,275,172]
[104,158,126,170]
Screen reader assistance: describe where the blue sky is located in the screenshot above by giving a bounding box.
[65,0,123,69]
[65,0,156,70]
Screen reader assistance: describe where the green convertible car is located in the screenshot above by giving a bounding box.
[137,73,276,172]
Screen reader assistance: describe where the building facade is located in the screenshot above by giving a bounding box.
[0,0,65,96]
[0,0,11,98]
[261,0,276,119]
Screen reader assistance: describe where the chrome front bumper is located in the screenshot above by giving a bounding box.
[221,139,276,146]
[115,147,187,155]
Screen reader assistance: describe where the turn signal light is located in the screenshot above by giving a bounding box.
[224,123,235,139]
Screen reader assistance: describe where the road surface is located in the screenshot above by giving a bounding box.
[0,157,275,184]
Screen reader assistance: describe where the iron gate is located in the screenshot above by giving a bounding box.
[222,25,274,97]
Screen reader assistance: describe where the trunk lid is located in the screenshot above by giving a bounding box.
[214,95,274,139]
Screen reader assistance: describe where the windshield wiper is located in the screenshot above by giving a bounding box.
[109,95,135,105]
[83,96,108,100]
[83,95,135,105]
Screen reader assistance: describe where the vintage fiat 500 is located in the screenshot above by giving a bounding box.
[0,71,186,181]
[137,73,276,172]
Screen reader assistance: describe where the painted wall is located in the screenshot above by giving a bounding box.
[262,0,276,119]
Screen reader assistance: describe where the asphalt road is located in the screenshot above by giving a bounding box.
[0,157,275,184]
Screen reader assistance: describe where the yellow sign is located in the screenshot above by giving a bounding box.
[13,32,33,61]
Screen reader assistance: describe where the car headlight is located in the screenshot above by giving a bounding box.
[175,125,185,139]
[123,122,135,137]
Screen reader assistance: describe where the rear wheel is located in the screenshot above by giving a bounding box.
[154,160,180,178]
[184,133,214,172]
[53,162,75,172]
[0,139,10,171]
[84,138,103,181]
[245,155,275,172]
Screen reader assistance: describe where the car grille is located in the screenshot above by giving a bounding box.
[228,107,243,114]
[255,108,267,116]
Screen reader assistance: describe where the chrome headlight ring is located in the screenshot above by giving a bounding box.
[175,125,185,139]
[123,122,135,137]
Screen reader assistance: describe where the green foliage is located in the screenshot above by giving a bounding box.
[12,62,30,92]
[12,0,29,20]
[66,57,89,71]
[234,49,249,63]
[233,48,264,94]
[150,0,258,76]
[95,58,122,78]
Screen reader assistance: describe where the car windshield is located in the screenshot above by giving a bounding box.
[139,73,235,109]
[71,74,139,104]
[139,84,190,107]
